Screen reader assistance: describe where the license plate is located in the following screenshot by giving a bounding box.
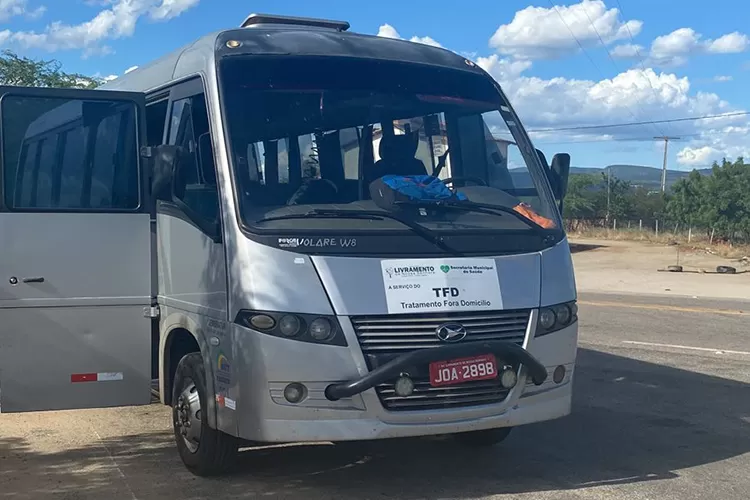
[429,354,498,387]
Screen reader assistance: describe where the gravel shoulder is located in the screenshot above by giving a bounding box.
[570,238,750,300]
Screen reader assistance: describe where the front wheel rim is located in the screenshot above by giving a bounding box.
[175,379,202,454]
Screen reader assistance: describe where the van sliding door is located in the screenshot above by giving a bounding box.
[0,86,152,412]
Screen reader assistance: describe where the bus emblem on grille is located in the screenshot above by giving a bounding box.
[436,323,467,342]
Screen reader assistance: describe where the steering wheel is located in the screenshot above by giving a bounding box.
[287,178,339,206]
[442,176,488,188]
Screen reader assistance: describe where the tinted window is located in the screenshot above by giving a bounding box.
[219,56,559,235]
[35,137,56,207]
[167,93,219,224]
[2,96,139,211]
[59,127,86,208]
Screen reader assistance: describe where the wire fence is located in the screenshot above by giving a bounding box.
[565,218,749,245]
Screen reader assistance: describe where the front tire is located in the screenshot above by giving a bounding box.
[453,427,513,446]
[172,352,238,476]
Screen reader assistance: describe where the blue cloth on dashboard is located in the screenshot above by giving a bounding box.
[379,174,467,202]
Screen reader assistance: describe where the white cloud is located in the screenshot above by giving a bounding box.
[150,0,199,21]
[714,75,733,82]
[476,54,533,81]
[676,125,750,166]
[649,28,701,66]
[0,0,43,21]
[489,0,642,60]
[103,74,118,82]
[0,0,26,21]
[706,32,749,54]
[3,0,199,55]
[409,35,442,48]
[648,28,749,67]
[611,43,643,59]
[376,23,443,48]
[478,56,749,160]
[676,145,721,166]
[377,23,400,39]
[124,65,139,74]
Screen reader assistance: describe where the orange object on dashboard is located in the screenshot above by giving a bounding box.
[513,203,557,229]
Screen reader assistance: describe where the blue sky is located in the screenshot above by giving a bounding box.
[2,0,749,171]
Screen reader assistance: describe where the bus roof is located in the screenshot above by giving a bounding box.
[99,14,483,95]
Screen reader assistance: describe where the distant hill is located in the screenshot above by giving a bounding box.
[507,164,712,190]
[569,164,712,190]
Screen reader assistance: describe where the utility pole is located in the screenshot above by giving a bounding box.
[654,136,680,193]
[606,166,611,223]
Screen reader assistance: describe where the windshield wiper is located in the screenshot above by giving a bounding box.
[256,211,383,223]
[395,200,551,236]
[255,208,461,255]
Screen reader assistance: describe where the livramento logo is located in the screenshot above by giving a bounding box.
[388,265,435,278]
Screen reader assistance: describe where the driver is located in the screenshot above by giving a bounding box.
[369,131,428,181]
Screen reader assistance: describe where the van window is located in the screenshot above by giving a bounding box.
[146,99,168,146]
[166,93,219,224]
[1,96,140,211]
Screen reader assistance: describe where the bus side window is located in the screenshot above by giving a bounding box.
[146,99,169,147]
[2,96,139,211]
[166,92,219,226]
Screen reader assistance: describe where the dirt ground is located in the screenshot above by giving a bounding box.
[570,238,750,300]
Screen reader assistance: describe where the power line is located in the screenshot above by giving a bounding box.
[547,0,660,139]
[525,110,750,133]
[576,0,664,138]
[613,0,668,137]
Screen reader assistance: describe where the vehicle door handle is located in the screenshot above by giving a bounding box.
[22,277,45,284]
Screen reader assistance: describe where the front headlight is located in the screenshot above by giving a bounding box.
[235,310,347,346]
[535,301,577,337]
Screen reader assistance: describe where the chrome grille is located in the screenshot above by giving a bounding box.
[350,309,530,411]
[351,310,530,354]
[376,379,511,411]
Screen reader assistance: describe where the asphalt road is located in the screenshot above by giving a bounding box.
[1,292,749,500]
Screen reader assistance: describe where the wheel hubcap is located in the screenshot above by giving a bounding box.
[175,380,202,453]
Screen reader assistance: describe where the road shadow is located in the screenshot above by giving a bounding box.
[569,242,606,254]
[1,347,749,499]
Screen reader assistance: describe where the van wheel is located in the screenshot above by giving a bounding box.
[453,427,513,446]
[172,352,238,476]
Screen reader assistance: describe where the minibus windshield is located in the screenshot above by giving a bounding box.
[219,56,559,237]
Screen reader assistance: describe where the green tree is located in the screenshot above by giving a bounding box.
[562,173,600,219]
[601,172,636,221]
[0,50,102,89]
[630,186,668,222]
[701,157,750,239]
[666,170,707,227]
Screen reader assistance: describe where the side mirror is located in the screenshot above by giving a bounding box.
[550,153,571,200]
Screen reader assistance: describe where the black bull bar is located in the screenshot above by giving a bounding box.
[325,340,547,401]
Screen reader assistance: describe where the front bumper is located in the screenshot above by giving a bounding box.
[229,319,578,442]
[255,379,573,442]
